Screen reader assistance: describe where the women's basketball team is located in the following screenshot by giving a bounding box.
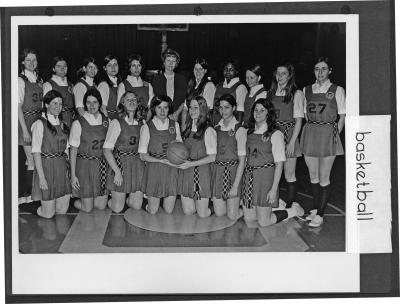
[19,47,345,228]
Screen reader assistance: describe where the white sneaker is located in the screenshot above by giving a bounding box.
[292,202,304,217]
[272,198,286,211]
[25,196,33,203]
[305,209,317,221]
[308,215,323,227]
[18,197,26,204]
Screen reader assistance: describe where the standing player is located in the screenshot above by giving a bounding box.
[211,60,247,125]
[177,96,217,218]
[186,58,216,110]
[31,90,71,218]
[43,56,75,128]
[73,57,98,116]
[300,57,345,227]
[138,95,182,215]
[69,89,109,212]
[117,54,154,120]
[103,91,145,213]
[18,48,43,203]
[98,54,122,120]
[243,64,267,127]
[268,63,304,209]
[151,49,187,125]
[212,94,246,220]
[241,99,304,225]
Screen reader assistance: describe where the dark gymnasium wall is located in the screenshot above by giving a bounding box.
[18,22,346,90]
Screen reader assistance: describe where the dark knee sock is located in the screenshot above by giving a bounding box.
[25,170,34,196]
[317,184,331,216]
[286,181,297,208]
[273,210,288,223]
[311,182,320,210]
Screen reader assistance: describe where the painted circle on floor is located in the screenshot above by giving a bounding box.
[124,207,237,234]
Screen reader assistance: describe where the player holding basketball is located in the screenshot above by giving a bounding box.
[212,94,246,220]
[138,95,182,215]
[300,57,345,227]
[103,91,145,213]
[241,98,304,225]
[177,96,217,218]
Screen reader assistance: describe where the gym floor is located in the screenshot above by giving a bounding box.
[18,156,346,253]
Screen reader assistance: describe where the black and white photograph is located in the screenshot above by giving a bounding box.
[1,0,397,302]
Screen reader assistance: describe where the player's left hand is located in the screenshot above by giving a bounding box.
[176,160,192,170]
[286,141,295,158]
[266,188,278,206]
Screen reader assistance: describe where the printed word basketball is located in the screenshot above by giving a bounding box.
[167,142,189,165]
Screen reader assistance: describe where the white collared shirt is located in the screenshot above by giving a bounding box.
[117,75,155,106]
[18,70,38,104]
[31,113,64,153]
[164,73,175,101]
[248,84,267,99]
[217,116,247,156]
[303,79,346,115]
[98,76,118,107]
[253,122,286,162]
[43,75,69,96]
[190,121,217,155]
[103,116,139,149]
[221,77,248,112]
[138,116,182,154]
[73,76,95,108]
[69,111,105,147]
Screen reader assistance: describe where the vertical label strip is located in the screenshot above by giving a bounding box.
[346,115,392,253]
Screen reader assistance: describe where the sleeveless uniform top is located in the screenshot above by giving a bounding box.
[76,78,97,91]
[104,82,118,115]
[213,81,242,107]
[271,95,295,122]
[243,87,266,125]
[77,116,108,157]
[39,118,68,154]
[184,132,207,161]
[304,84,338,122]
[20,74,43,115]
[147,119,176,156]
[186,79,212,103]
[215,124,241,161]
[114,118,142,152]
[246,133,274,166]
[48,79,74,110]
[122,79,150,107]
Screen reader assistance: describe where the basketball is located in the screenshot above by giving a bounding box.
[166,141,189,165]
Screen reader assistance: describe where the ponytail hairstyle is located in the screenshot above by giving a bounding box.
[101,54,122,87]
[182,96,211,140]
[42,90,70,135]
[267,63,297,104]
[247,98,278,140]
[117,91,148,122]
[76,57,98,79]
[149,95,173,120]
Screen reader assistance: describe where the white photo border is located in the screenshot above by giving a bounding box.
[11,14,360,294]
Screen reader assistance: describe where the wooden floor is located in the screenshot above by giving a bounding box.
[18,193,345,253]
